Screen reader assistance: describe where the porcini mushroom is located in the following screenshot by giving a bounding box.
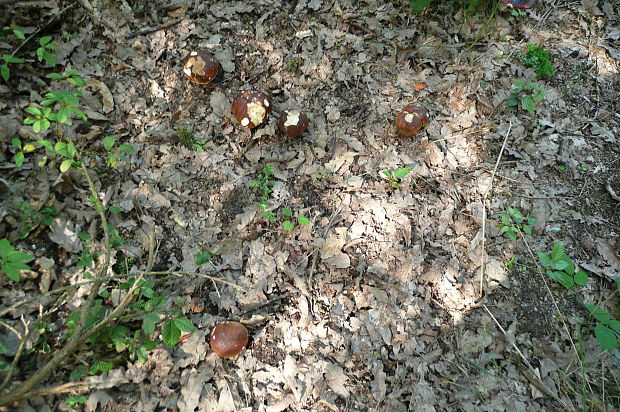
[395,105,429,137]
[231,91,273,128]
[501,0,535,9]
[278,110,309,137]
[181,50,218,84]
[210,321,249,358]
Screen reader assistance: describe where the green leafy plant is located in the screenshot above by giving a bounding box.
[176,127,208,152]
[195,250,213,265]
[102,136,136,168]
[250,164,275,213]
[0,344,8,372]
[0,26,25,82]
[497,207,536,240]
[0,238,34,282]
[1,54,24,82]
[281,208,310,231]
[516,43,553,79]
[382,167,412,188]
[24,70,86,134]
[410,0,430,14]
[584,301,620,352]
[11,138,36,167]
[14,200,57,239]
[537,243,588,289]
[506,80,546,116]
[64,395,87,408]
[36,36,60,67]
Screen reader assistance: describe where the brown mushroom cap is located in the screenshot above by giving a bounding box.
[210,321,249,358]
[278,110,309,137]
[501,0,535,9]
[182,50,218,84]
[231,91,273,128]
[395,105,429,137]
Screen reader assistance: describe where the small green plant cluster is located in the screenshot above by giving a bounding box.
[382,166,412,188]
[249,164,310,231]
[250,164,275,212]
[61,279,195,369]
[517,43,553,79]
[537,243,589,290]
[103,136,137,168]
[585,286,620,352]
[24,70,86,132]
[176,127,208,152]
[0,238,34,282]
[0,25,25,82]
[497,207,536,240]
[1,28,69,82]
[409,0,430,14]
[13,201,57,239]
[0,343,9,372]
[507,80,546,116]
[195,250,213,265]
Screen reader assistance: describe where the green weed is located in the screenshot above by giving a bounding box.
[410,0,430,14]
[382,167,412,188]
[497,207,536,240]
[537,243,588,289]
[506,80,546,116]
[250,164,275,213]
[517,43,553,79]
[584,279,620,352]
[0,238,34,282]
[177,127,208,152]
[13,200,57,239]
[103,136,136,168]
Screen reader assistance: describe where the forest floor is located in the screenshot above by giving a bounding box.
[0,0,619,411]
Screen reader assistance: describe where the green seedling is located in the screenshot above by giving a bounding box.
[584,300,620,352]
[0,344,9,372]
[176,127,208,152]
[195,250,213,265]
[506,80,546,116]
[382,167,412,188]
[103,135,136,168]
[36,36,60,67]
[410,0,430,14]
[497,207,536,240]
[1,54,24,82]
[516,43,553,79]
[250,164,275,213]
[0,238,34,282]
[0,26,25,82]
[281,208,310,231]
[65,395,87,408]
[537,243,588,289]
[14,200,57,239]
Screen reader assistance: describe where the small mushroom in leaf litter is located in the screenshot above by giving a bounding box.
[231,91,273,128]
[181,50,218,84]
[395,105,429,137]
[278,110,309,137]
[501,0,535,9]
[210,321,249,358]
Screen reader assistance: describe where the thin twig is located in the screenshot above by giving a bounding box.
[479,122,512,297]
[0,317,29,392]
[483,304,570,409]
[0,381,91,405]
[10,5,74,58]
[143,271,246,291]
[126,17,184,39]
